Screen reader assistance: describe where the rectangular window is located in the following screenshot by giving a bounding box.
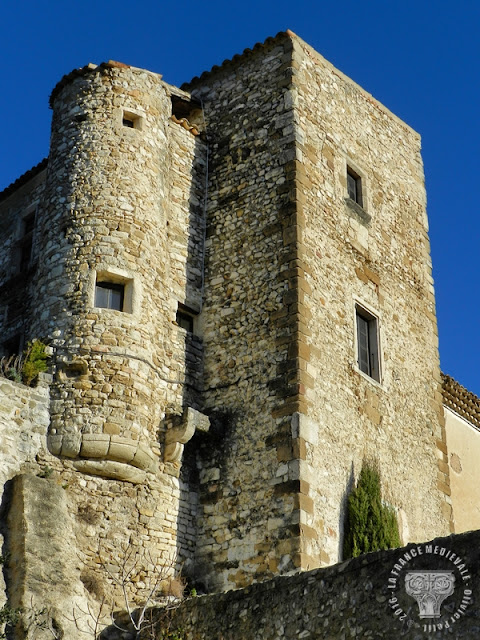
[95,281,125,311]
[347,167,363,207]
[356,306,380,382]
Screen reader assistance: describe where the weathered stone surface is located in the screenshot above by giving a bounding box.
[7,474,91,638]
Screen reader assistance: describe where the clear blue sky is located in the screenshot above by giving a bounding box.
[1,1,479,395]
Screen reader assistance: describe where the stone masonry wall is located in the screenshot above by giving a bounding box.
[184,36,304,591]
[181,30,449,590]
[0,375,189,636]
[0,30,454,632]
[0,376,50,615]
[0,167,47,351]
[36,63,181,445]
[285,34,450,565]
[0,375,50,490]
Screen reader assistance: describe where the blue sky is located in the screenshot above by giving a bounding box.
[1,1,479,395]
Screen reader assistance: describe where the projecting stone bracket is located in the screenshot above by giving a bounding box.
[164,407,210,462]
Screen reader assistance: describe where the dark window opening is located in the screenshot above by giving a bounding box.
[95,282,125,311]
[356,306,380,382]
[122,110,142,130]
[347,167,363,207]
[176,304,197,333]
[18,211,36,272]
[171,95,201,120]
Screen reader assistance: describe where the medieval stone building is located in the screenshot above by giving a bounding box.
[0,30,470,637]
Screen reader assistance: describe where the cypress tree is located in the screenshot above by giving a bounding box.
[343,459,400,559]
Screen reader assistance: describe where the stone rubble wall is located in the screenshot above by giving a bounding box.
[0,62,208,617]
[0,375,51,617]
[0,169,47,350]
[0,29,454,630]
[185,37,304,591]
[0,374,194,629]
[0,374,50,489]
[167,530,480,640]
[34,63,180,444]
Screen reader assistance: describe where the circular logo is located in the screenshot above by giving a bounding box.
[386,544,472,633]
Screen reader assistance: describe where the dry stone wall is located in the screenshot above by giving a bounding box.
[168,530,480,640]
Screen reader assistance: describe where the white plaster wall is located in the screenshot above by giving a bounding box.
[445,406,480,533]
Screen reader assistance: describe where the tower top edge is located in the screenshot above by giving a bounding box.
[48,59,166,109]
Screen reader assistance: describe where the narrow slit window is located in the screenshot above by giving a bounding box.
[347,167,363,207]
[18,211,36,272]
[356,306,380,382]
[95,281,125,311]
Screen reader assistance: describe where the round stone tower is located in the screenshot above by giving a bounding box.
[32,62,184,477]
[2,58,215,628]
[26,62,208,610]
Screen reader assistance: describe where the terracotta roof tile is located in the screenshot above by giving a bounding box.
[181,30,294,90]
[442,373,480,430]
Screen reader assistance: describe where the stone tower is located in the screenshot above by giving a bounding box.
[0,30,450,626]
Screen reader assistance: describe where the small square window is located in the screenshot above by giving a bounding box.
[95,281,125,311]
[347,167,363,207]
[356,305,380,382]
[122,110,142,130]
[176,304,197,333]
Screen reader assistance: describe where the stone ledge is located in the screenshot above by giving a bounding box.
[344,197,371,226]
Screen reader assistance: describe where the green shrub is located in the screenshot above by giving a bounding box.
[343,459,400,559]
[21,339,48,386]
[0,604,22,639]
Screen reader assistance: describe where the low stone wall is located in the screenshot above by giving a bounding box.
[0,373,50,489]
[168,530,480,639]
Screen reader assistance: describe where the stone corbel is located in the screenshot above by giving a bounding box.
[164,407,210,462]
[47,433,158,483]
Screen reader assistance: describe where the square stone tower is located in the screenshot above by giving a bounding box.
[186,31,450,589]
